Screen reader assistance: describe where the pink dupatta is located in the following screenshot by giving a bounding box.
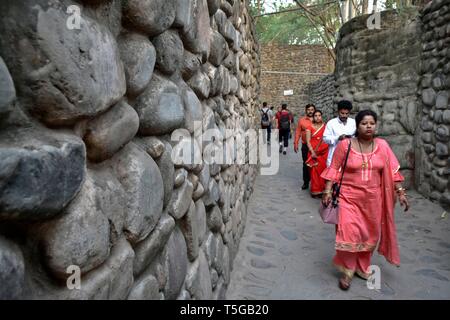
[377,138,402,266]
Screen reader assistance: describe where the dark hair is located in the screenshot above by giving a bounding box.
[337,100,353,111]
[281,103,287,110]
[355,110,378,137]
[305,104,316,111]
[263,102,267,107]
[313,110,322,116]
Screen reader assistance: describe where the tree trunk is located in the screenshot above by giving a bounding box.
[362,0,369,14]
[341,0,349,23]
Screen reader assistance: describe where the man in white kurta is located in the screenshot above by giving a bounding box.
[323,100,356,167]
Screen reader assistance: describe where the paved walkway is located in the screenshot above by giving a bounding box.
[226,146,450,299]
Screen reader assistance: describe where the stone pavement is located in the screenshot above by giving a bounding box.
[226,146,450,300]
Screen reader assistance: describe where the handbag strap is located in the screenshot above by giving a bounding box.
[334,139,352,198]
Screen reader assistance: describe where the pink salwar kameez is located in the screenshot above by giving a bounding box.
[321,138,403,277]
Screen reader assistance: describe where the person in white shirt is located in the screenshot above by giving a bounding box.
[323,100,356,167]
[260,102,273,144]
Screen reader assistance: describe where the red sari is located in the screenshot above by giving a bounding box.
[305,124,329,196]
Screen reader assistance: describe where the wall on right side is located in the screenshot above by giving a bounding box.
[416,0,450,209]
[308,2,450,210]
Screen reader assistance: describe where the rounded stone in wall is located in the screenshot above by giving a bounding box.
[209,30,229,67]
[203,63,221,97]
[0,236,25,300]
[110,143,164,244]
[118,33,156,97]
[443,110,450,124]
[128,275,160,300]
[180,82,203,134]
[174,0,193,31]
[134,136,166,160]
[444,62,450,75]
[420,118,434,131]
[422,88,436,107]
[155,141,175,209]
[83,100,140,163]
[188,70,211,99]
[164,227,188,300]
[207,0,221,16]
[0,1,126,126]
[133,72,185,136]
[185,250,213,299]
[122,0,176,37]
[182,0,211,61]
[39,174,111,279]
[207,205,223,232]
[179,201,200,261]
[195,199,208,245]
[432,75,445,90]
[436,91,449,109]
[182,50,203,80]
[436,125,450,142]
[174,169,188,188]
[422,132,433,144]
[0,57,15,119]
[153,29,184,75]
[434,110,444,123]
[168,180,194,220]
[436,141,449,157]
[0,128,85,220]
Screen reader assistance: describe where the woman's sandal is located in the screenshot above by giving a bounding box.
[355,270,370,280]
[338,274,352,290]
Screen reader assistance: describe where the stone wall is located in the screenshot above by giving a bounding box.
[307,74,337,123]
[309,9,423,189]
[307,3,450,209]
[0,0,260,300]
[416,0,450,209]
[260,44,334,117]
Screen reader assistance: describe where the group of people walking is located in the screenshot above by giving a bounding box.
[260,100,410,291]
[260,102,294,154]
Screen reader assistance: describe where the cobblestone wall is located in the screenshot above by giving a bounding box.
[308,3,450,209]
[309,9,422,190]
[307,74,336,122]
[260,44,334,117]
[0,0,260,299]
[416,0,450,209]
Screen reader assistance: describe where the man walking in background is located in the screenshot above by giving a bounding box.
[260,102,273,144]
[294,104,315,190]
[276,103,294,155]
[323,100,356,167]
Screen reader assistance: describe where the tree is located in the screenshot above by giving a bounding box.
[250,0,341,60]
[249,0,425,60]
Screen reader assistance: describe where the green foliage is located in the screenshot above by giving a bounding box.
[249,1,341,47]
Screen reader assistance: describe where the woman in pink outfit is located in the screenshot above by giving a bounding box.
[321,110,410,290]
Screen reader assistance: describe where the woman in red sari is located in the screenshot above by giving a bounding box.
[321,110,410,290]
[305,110,329,198]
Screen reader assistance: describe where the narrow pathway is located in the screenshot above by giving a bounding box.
[226,146,450,299]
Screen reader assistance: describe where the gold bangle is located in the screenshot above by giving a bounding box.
[396,187,406,192]
[323,190,332,194]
